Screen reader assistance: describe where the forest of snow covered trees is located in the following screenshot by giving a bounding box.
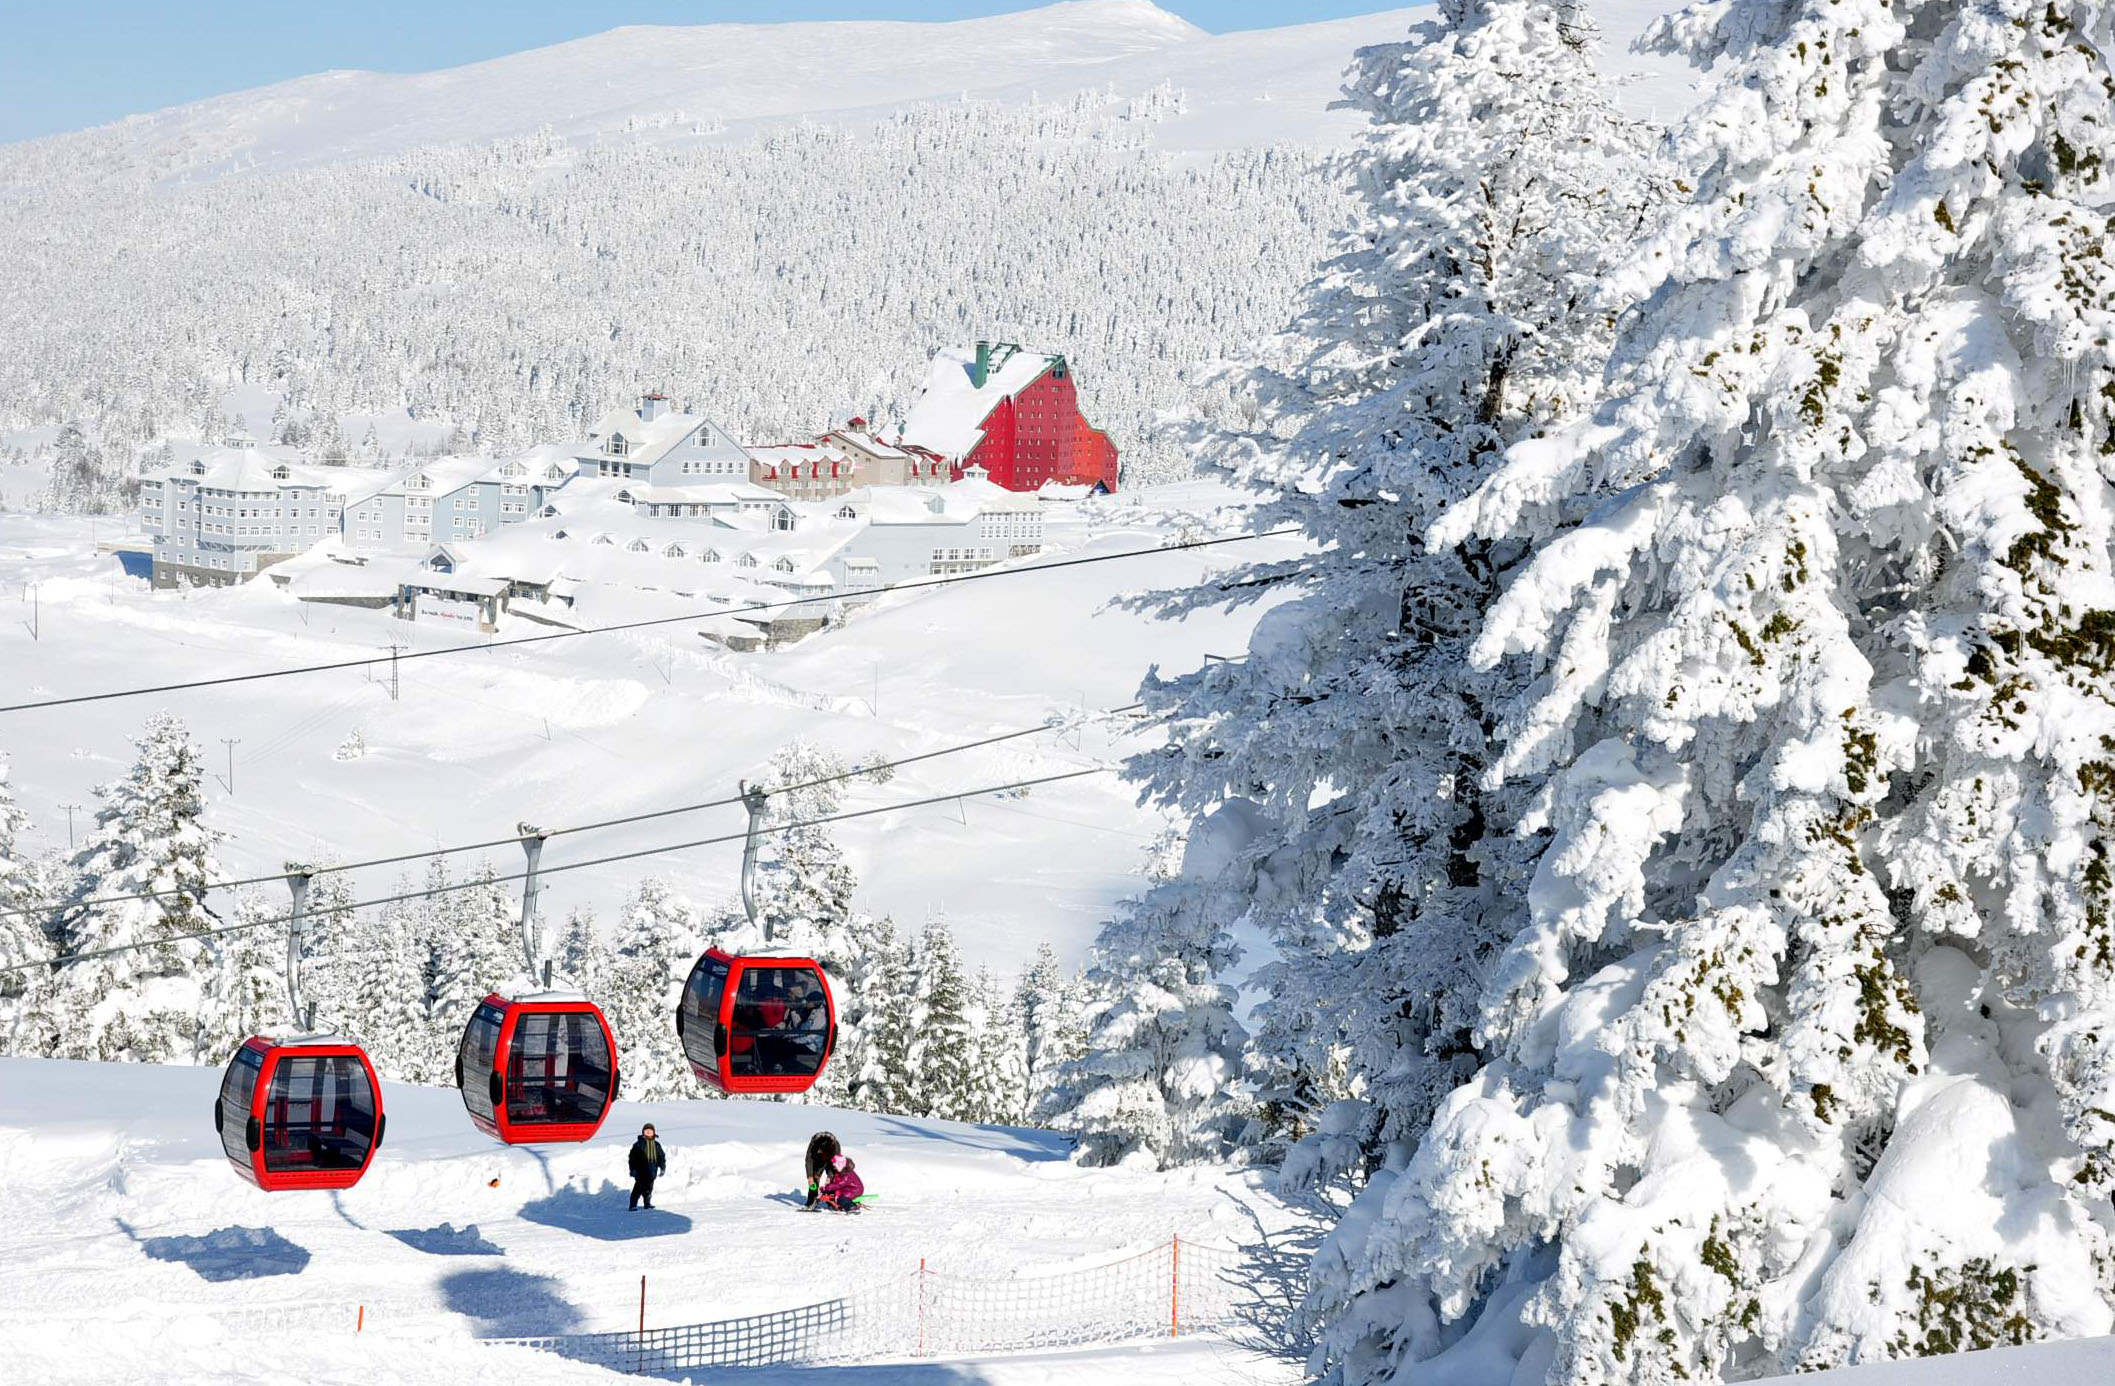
[0,720,1095,1130]
[0,84,1336,500]
[1034,0,2115,1380]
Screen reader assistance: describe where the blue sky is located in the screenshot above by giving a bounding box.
[0,2,1391,145]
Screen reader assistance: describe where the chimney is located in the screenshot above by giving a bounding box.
[640,391,668,422]
[971,341,991,389]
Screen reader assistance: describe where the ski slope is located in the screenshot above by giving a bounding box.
[5,1051,2113,1385]
[0,1055,1309,1383]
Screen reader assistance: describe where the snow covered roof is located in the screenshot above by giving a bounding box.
[898,343,1060,459]
[147,450,400,504]
[581,398,742,470]
[622,482,786,507]
[407,572,510,598]
[947,475,1041,511]
[826,427,910,460]
[380,455,493,497]
[748,441,852,472]
[415,479,860,602]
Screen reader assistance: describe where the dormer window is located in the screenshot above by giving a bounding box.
[836,505,859,520]
[270,465,291,480]
[407,474,430,491]
[627,539,650,553]
[772,556,797,574]
[701,549,721,563]
[190,460,207,475]
[737,553,758,568]
[591,533,613,546]
[550,529,569,541]
[663,543,686,559]
[500,462,524,478]
[607,434,629,457]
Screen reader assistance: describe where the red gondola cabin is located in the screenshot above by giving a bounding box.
[676,949,836,1096]
[214,1037,385,1192]
[456,993,618,1145]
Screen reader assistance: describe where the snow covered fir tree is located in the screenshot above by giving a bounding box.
[1077,0,2115,1378]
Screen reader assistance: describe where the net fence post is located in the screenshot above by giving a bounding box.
[918,1257,928,1357]
[1171,1236,1180,1339]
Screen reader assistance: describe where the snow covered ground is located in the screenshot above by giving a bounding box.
[0,483,1298,979]
[5,1051,2112,1385]
[0,1055,1313,1384]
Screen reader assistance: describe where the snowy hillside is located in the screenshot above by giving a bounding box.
[0,1055,1311,1383]
[0,486,1296,981]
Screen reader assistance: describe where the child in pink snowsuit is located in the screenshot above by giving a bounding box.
[817,1153,864,1211]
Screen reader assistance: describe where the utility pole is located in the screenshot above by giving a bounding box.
[220,739,240,794]
[517,824,550,986]
[22,584,36,641]
[57,801,83,850]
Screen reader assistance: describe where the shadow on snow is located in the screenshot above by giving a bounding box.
[441,1266,584,1338]
[387,1221,504,1256]
[118,1221,312,1282]
[518,1181,694,1241]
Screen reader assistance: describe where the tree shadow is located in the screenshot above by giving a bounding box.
[119,1221,312,1282]
[869,1115,1073,1162]
[441,1266,584,1338]
[518,1182,693,1241]
[387,1221,504,1256]
[1214,1190,1328,1362]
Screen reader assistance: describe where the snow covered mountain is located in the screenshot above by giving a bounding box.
[37,2,1396,181]
[19,1,1698,184]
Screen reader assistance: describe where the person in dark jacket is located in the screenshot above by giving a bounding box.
[628,1123,666,1210]
[803,1131,841,1209]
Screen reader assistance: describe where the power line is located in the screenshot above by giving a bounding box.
[0,703,1143,926]
[0,527,1296,716]
[0,766,1105,978]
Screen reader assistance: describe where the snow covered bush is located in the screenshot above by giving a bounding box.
[1289,0,2115,1379]
[1043,806,1255,1168]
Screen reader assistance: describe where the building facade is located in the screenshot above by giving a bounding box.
[748,423,951,501]
[578,394,752,483]
[141,447,395,588]
[344,447,577,552]
[897,342,1119,493]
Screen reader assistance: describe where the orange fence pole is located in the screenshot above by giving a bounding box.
[1171,1236,1181,1338]
[356,1305,364,1334]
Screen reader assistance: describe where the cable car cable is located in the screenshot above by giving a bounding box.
[0,702,1142,925]
[0,526,1300,716]
[0,766,1105,978]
